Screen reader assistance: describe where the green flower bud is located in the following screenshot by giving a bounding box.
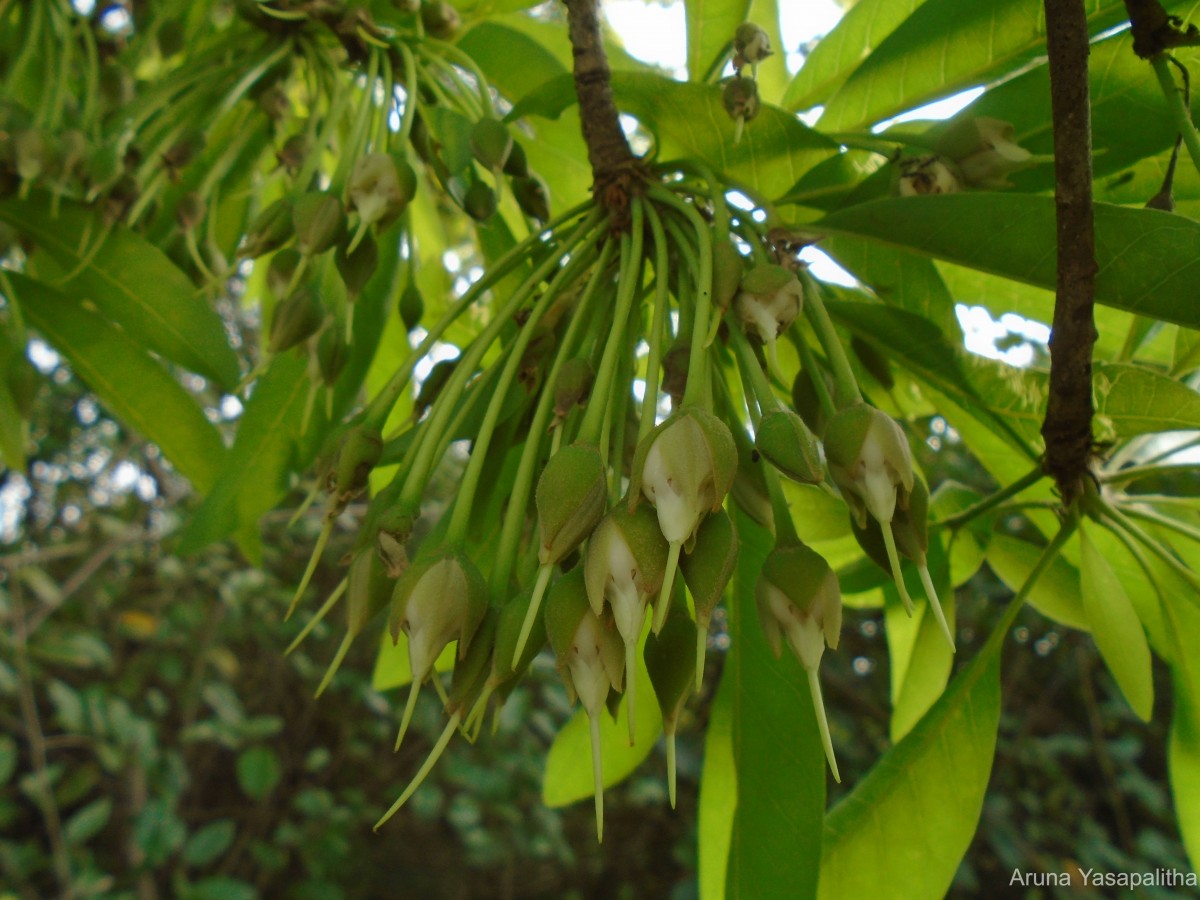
[536,443,607,566]
[388,549,489,683]
[823,404,914,529]
[896,155,961,196]
[733,22,772,67]
[503,140,529,178]
[712,237,745,319]
[734,264,803,350]
[512,175,550,222]
[679,507,737,629]
[420,0,460,38]
[348,153,408,228]
[176,192,205,232]
[276,134,309,172]
[374,505,416,578]
[470,118,513,172]
[722,77,759,126]
[462,179,497,221]
[552,358,593,426]
[292,191,345,256]
[644,610,696,807]
[267,248,303,298]
[241,197,294,259]
[756,542,841,671]
[494,588,548,680]
[332,423,383,501]
[755,408,822,484]
[632,408,738,546]
[791,365,831,435]
[399,279,424,331]
[317,327,348,387]
[268,287,324,353]
[335,231,378,299]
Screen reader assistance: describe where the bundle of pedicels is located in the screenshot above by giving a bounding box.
[285,140,954,840]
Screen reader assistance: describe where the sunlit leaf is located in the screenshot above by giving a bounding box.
[699,663,736,900]
[686,0,750,82]
[986,533,1088,631]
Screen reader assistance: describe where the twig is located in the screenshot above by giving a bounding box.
[1041,0,1098,504]
[563,0,642,225]
[10,581,74,898]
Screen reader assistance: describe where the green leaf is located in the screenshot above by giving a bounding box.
[5,272,226,493]
[183,819,237,868]
[177,353,311,558]
[0,196,240,390]
[183,878,257,900]
[699,663,736,900]
[986,533,1088,631]
[821,235,960,338]
[884,537,954,742]
[744,0,789,104]
[815,195,1200,330]
[1079,524,1154,720]
[782,0,927,112]
[65,797,113,845]
[818,602,1002,899]
[1093,362,1200,441]
[0,373,25,471]
[726,512,824,899]
[686,0,750,82]
[817,0,1131,131]
[236,746,282,800]
[542,622,662,807]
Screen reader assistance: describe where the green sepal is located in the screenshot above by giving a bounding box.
[448,607,499,713]
[644,610,697,729]
[512,175,550,222]
[536,443,607,565]
[335,231,379,299]
[494,588,547,680]
[268,287,324,353]
[292,191,346,256]
[470,118,513,172]
[679,506,737,625]
[345,547,393,634]
[739,263,794,295]
[387,547,489,665]
[553,358,593,423]
[755,408,823,484]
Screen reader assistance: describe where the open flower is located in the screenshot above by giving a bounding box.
[936,117,1032,189]
[823,404,914,529]
[734,264,803,376]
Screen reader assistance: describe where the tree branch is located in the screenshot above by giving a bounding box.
[1041,0,1098,504]
[563,0,642,225]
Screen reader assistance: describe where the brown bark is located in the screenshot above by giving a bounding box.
[1041,0,1098,504]
[563,0,643,226]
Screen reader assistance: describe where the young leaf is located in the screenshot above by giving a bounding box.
[6,272,225,493]
[1078,524,1154,721]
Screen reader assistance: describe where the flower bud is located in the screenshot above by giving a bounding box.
[495,588,548,680]
[632,408,738,546]
[276,134,309,172]
[755,408,822,484]
[756,542,841,671]
[643,610,696,807]
[552,358,593,427]
[268,248,303,298]
[268,287,325,353]
[512,175,551,223]
[421,0,460,38]
[585,505,670,646]
[462,179,497,221]
[241,197,294,259]
[399,279,424,332]
[317,327,348,388]
[332,423,383,501]
[535,443,607,566]
[734,264,803,351]
[791,365,832,435]
[679,507,737,684]
[733,22,772,68]
[335,231,379,299]
[292,191,345,256]
[660,343,690,407]
[348,153,409,229]
[470,118,513,172]
[388,549,489,683]
[823,404,914,529]
[545,568,624,714]
[896,155,961,196]
[934,117,1032,189]
[712,237,745,321]
[722,76,759,143]
[503,140,529,178]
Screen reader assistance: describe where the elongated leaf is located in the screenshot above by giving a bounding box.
[821,235,959,337]
[817,0,1131,131]
[0,376,25,471]
[1079,524,1154,719]
[986,533,1088,631]
[699,662,736,900]
[5,272,225,493]
[818,603,1002,899]
[542,622,663,807]
[176,353,311,558]
[816,195,1200,330]
[726,512,824,899]
[687,0,750,82]
[1093,362,1200,439]
[0,197,240,390]
[782,0,926,112]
